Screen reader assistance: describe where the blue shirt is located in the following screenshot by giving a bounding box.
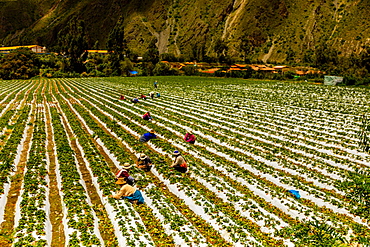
[139,132,157,142]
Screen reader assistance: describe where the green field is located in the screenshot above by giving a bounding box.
[0,76,369,247]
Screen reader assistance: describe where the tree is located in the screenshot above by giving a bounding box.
[107,16,127,76]
[85,53,109,77]
[182,65,198,76]
[39,53,65,77]
[153,62,172,75]
[160,53,177,62]
[314,42,339,73]
[190,41,206,62]
[143,38,159,75]
[285,47,296,63]
[239,37,253,63]
[359,44,370,74]
[120,58,134,77]
[57,18,88,73]
[214,38,228,62]
[0,48,40,80]
[143,38,159,64]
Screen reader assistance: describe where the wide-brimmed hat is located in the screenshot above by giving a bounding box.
[121,163,132,169]
[150,129,155,133]
[116,178,126,185]
[173,150,180,156]
[139,153,147,160]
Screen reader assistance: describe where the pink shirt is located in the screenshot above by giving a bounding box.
[184,133,196,142]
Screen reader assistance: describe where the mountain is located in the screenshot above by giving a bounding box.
[1,0,369,63]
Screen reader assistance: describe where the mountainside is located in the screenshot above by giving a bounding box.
[1,0,370,63]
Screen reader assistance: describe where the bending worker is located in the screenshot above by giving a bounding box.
[136,153,153,172]
[110,184,144,204]
[139,129,157,142]
[142,112,152,121]
[140,94,147,100]
[115,163,135,185]
[170,150,188,173]
[149,92,155,99]
[184,130,196,144]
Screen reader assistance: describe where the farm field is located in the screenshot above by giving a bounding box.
[0,76,369,247]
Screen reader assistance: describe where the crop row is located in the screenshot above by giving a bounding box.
[0,77,369,246]
[72,77,370,242]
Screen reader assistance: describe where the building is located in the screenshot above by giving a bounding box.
[86,50,109,55]
[0,45,47,54]
[200,68,220,74]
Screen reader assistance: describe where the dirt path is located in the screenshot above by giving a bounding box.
[52,82,118,246]
[57,80,178,246]
[59,80,227,246]
[0,84,32,152]
[44,81,65,247]
[0,84,37,246]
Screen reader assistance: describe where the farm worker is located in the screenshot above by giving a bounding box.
[110,184,144,204]
[184,130,196,144]
[120,95,125,100]
[149,91,155,99]
[115,163,135,185]
[139,129,157,142]
[136,153,153,171]
[156,92,160,97]
[142,112,152,121]
[170,150,188,173]
[132,98,139,103]
[154,80,158,88]
[140,94,147,100]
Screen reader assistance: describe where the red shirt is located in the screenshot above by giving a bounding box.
[116,169,129,178]
[143,113,151,120]
[184,133,196,142]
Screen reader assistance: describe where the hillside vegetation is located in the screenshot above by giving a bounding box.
[0,0,370,63]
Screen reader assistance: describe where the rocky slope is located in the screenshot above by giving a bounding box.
[1,0,369,63]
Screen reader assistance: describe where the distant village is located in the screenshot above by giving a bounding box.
[0,44,324,78]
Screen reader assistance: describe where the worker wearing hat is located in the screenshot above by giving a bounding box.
[170,150,188,173]
[140,94,147,100]
[139,129,157,142]
[142,111,152,121]
[149,91,155,99]
[184,130,196,144]
[115,162,135,185]
[136,153,153,172]
[110,184,145,204]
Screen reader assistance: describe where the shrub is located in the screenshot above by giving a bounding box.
[338,168,370,244]
[0,48,40,80]
[182,65,198,76]
[153,62,172,76]
[277,218,347,246]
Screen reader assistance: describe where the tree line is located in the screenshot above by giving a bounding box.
[0,17,370,86]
